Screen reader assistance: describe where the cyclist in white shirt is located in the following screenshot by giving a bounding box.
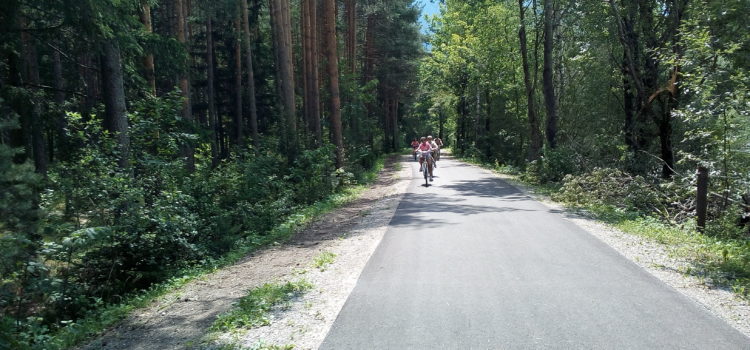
[427,135,439,168]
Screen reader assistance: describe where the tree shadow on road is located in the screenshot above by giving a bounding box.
[443,177,531,201]
[389,192,537,228]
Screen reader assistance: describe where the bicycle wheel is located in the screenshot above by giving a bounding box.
[422,160,428,185]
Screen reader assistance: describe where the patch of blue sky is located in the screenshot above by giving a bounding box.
[417,0,439,34]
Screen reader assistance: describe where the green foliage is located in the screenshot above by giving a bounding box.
[210,280,313,332]
[521,147,583,184]
[288,145,337,204]
[0,108,47,350]
[312,251,337,271]
[0,90,382,348]
[554,168,661,214]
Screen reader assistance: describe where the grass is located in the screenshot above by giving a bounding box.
[312,251,337,271]
[455,153,750,300]
[209,280,313,332]
[43,153,396,349]
[581,204,750,298]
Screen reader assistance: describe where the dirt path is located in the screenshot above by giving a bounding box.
[81,155,411,350]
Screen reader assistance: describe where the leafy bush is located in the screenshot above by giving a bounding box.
[522,147,583,184]
[553,168,661,213]
[288,145,336,204]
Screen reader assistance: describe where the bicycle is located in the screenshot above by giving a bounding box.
[419,150,433,186]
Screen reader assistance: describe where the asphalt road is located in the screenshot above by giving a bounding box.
[320,155,750,349]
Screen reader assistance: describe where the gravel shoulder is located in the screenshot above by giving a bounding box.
[472,164,750,339]
[81,155,411,350]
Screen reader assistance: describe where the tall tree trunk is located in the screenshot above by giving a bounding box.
[323,0,344,167]
[206,16,219,166]
[302,0,322,146]
[140,1,156,95]
[241,0,260,148]
[100,41,130,170]
[474,85,481,148]
[234,13,244,149]
[175,0,194,170]
[270,0,297,155]
[484,89,492,158]
[345,0,356,74]
[656,0,687,178]
[542,0,558,149]
[52,46,68,160]
[438,111,444,141]
[622,55,637,151]
[20,16,47,174]
[392,97,399,151]
[363,15,375,85]
[610,0,649,153]
[79,52,98,121]
[517,0,542,161]
[658,96,675,178]
[383,95,391,151]
[362,14,376,146]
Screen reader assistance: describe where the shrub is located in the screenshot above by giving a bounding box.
[522,146,583,184]
[554,167,661,213]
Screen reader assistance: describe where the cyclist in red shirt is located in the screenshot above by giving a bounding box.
[410,138,420,161]
[417,137,434,181]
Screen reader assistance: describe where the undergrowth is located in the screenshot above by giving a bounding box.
[312,251,337,271]
[15,153,394,350]
[209,280,313,332]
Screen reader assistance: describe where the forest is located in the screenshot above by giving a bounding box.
[1,0,749,348]
[0,0,420,347]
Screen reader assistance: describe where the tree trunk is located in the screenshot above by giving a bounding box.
[657,0,688,178]
[100,41,130,170]
[206,16,219,166]
[302,0,322,146]
[175,0,194,170]
[140,1,156,95]
[438,111,444,141]
[241,0,260,148]
[79,52,99,121]
[234,13,244,149]
[392,97,399,151]
[622,54,637,151]
[20,16,47,174]
[542,0,558,149]
[270,0,297,155]
[323,0,344,167]
[474,85,481,148]
[383,95,391,151]
[517,0,542,161]
[658,96,675,178]
[345,0,356,74]
[363,15,376,134]
[52,46,69,160]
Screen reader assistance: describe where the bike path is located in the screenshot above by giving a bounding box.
[320,156,750,349]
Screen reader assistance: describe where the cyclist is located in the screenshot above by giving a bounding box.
[417,137,434,181]
[427,135,439,168]
[410,138,420,161]
[434,137,443,161]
